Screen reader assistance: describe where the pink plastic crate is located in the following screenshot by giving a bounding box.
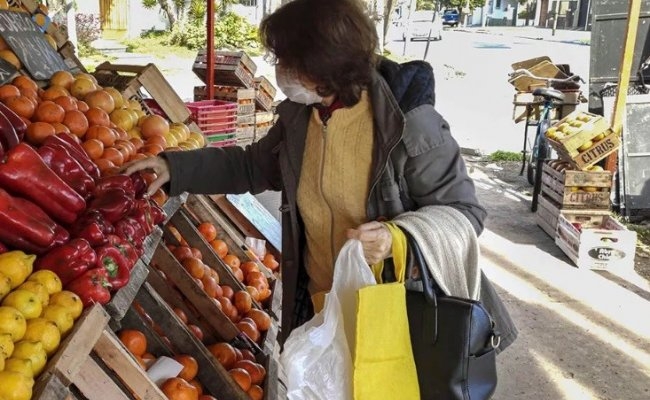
[185,100,238,135]
[208,138,238,148]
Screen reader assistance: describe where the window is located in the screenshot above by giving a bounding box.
[496,0,502,9]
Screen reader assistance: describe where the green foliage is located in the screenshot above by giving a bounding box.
[166,11,260,51]
[142,0,157,8]
[440,0,486,9]
[488,151,522,162]
[416,0,436,10]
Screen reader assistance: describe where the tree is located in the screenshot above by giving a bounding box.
[439,0,485,9]
[417,0,436,10]
[142,0,177,29]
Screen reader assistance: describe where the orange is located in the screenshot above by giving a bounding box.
[233,291,252,314]
[187,324,203,341]
[246,285,260,302]
[189,379,203,397]
[0,50,20,69]
[197,222,217,242]
[25,122,55,145]
[182,258,205,280]
[113,126,128,141]
[247,309,271,332]
[118,329,147,357]
[70,78,96,99]
[85,125,116,147]
[54,96,78,112]
[84,90,115,114]
[76,100,89,112]
[101,147,124,167]
[223,254,241,270]
[173,355,198,381]
[229,368,252,392]
[140,143,164,156]
[50,71,74,90]
[94,157,116,175]
[18,87,39,105]
[160,377,198,400]
[172,307,189,324]
[209,239,228,259]
[81,138,104,160]
[140,114,169,138]
[51,122,70,135]
[41,85,70,101]
[172,246,194,263]
[63,110,89,137]
[247,385,264,400]
[34,101,65,123]
[0,85,20,101]
[207,343,237,370]
[201,275,219,298]
[4,95,35,119]
[262,253,279,272]
[12,76,38,92]
[85,107,110,127]
[145,135,167,148]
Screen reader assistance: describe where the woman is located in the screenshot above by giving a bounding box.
[124,0,516,395]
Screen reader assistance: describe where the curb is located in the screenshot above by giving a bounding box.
[454,28,590,46]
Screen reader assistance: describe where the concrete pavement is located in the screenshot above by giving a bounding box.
[456,26,591,46]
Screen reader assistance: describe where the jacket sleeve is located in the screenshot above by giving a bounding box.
[163,122,283,197]
[402,107,487,235]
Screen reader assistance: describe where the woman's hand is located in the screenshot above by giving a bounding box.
[121,156,171,196]
[346,221,392,265]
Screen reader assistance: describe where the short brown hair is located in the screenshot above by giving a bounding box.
[260,0,378,106]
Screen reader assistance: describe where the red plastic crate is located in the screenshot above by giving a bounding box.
[185,100,237,135]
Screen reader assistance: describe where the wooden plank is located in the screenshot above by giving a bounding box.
[47,305,110,385]
[94,330,167,400]
[120,307,175,357]
[169,211,245,292]
[145,265,219,344]
[141,227,163,265]
[136,283,249,400]
[137,64,191,123]
[152,244,241,342]
[33,373,73,400]
[105,259,150,321]
[73,356,130,400]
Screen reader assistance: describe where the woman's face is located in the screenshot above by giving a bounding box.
[275,65,336,106]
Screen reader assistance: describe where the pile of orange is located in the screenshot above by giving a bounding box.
[207,342,265,398]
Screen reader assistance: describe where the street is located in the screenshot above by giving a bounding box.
[385,29,591,155]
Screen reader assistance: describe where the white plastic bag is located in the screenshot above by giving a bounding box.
[281,240,376,400]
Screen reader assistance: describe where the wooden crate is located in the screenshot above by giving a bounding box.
[549,129,621,170]
[193,50,256,89]
[33,304,166,400]
[58,41,86,74]
[541,162,612,209]
[92,62,191,123]
[511,91,580,123]
[536,195,611,238]
[253,76,276,111]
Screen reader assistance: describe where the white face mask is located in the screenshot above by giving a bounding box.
[275,67,323,105]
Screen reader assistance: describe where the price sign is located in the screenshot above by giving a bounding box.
[0,10,68,80]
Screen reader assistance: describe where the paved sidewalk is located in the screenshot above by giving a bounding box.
[456,26,591,46]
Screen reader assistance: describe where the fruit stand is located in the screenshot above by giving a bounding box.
[0,2,285,399]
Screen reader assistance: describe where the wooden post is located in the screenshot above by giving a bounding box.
[206,0,215,100]
[604,0,643,172]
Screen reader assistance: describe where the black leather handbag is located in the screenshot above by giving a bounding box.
[405,234,500,400]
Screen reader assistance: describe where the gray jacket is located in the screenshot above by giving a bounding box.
[165,59,516,349]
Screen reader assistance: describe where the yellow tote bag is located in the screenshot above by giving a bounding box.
[353,223,420,400]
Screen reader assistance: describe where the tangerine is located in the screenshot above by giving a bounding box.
[0,84,20,101]
[209,239,228,259]
[94,158,116,175]
[12,75,38,92]
[118,329,147,357]
[62,110,89,137]
[34,101,65,123]
[182,257,205,280]
[85,125,116,146]
[85,107,111,127]
[140,114,169,138]
[81,138,104,160]
[197,222,217,242]
[207,342,237,370]
[76,100,89,112]
[140,143,164,156]
[84,90,115,114]
[101,147,125,167]
[173,354,199,381]
[53,96,78,112]
[51,122,70,135]
[223,254,241,270]
[247,385,264,400]
[25,122,55,145]
[41,85,70,101]
[247,309,271,332]
[50,71,74,90]
[160,377,199,400]
[4,95,36,119]
[229,368,252,392]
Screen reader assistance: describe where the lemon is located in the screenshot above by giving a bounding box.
[0,370,34,400]
[41,305,74,336]
[0,252,35,289]
[48,291,83,320]
[0,306,26,342]
[27,270,62,295]
[23,318,61,356]
[2,290,42,320]
[12,341,47,376]
[0,272,11,301]
[18,281,49,308]
[4,358,34,379]
[0,333,14,358]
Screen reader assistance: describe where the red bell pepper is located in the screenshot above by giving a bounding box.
[148,199,167,225]
[65,268,112,308]
[95,244,131,290]
[114,217,147,248]
[72,221,107,247]
[93,175,135,198]
[107,234,139,271]
[35,238,97,285]
[0,106,20,151]
[38,144,95,199]
[0,241,7,254]
[130,171,148,199]
[88,188,133,224]
[129,199,154,236]
[76,210,115,235]
[12,196,70,247]
[0,188,56,247]
[46,133,101,181]
[0,143,86,224]
[0,102,26,142]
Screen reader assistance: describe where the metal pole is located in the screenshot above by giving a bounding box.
[423,10,436,60]
[402,0,415,56]
[584,0,591,31]
[551,0,560,36]
[206,0,215,100]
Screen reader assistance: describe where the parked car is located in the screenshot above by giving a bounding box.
[442,9,460,27]
[399,10,443,41]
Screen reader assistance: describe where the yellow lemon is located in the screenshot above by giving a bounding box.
[27,270,62,295]
[189,131,206,147]
[41,305,74,336]
[0,271,11,301]
[24,318,61,356]
[2,290,42,320]
[48,290,83,320]
[18,281,49,308]
[4,357,34,379]
[0,333,14,358]
[0,0,9,11]
[12,341,47,376]
[0,252,35,289]
[105,87,124,109]
[0,370,33,400]
[0,306,26,341]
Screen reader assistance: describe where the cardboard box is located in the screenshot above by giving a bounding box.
[555,214,637,271]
